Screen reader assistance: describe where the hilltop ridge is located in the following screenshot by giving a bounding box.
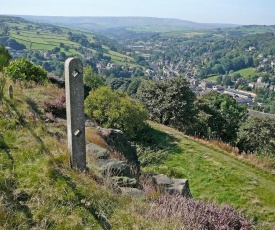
[19,15,239,32]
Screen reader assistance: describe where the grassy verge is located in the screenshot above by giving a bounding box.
[142,122,275,227]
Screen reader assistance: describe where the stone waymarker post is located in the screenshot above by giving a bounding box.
[8,85,13,99]
[65,58,86,170]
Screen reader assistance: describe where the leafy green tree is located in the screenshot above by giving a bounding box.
[83,65,104,91]
[137,76,196,132]
[195,92,246,142]
[212,64,225,75]
[126,78,142,95]
[85,86,148,139]
[4,57,47,84]
[216,75,223,84]
[262,73,270,83]
[106,78,130,92]
[0,44,12,71]
[52,47,60,53]
[232,73,241,82]
[222,75,233,86]
[237,116,275,156]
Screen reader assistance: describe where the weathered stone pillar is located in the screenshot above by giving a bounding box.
[65,58,86,170]
[8,85,13,99]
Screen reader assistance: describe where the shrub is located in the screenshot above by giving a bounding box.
[44,93,66,118]
[147,194,253,230]
[4,57,47,85]
[0,44,12,72]
[85,86,148,139]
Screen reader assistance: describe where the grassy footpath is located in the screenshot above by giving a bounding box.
[144,122,275,226]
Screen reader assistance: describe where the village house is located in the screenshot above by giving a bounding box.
[249,77,270,89]
[223,88,253,99]
[199,80,216,90]
[106,63,117,69]
[222,88,257,105]
[212,85,225,92]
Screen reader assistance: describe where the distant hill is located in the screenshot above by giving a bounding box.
[19,15,239,32]
[0,15,140,74]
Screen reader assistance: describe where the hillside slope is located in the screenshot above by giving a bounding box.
[0,16,137,68]
[144,122,275,226]
[0,80,273,229]
[0,81,156,229]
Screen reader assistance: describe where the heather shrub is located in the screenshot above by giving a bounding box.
[147,194,253,230]
[44,93,66,118]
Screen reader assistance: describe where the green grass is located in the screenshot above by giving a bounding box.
[205,68,255,82]
[0,81,177,229]
[234,68,256,79]
[0,79,273,228]
[206,75,218,82]
[143,122,275,226]
[4,18,138,67]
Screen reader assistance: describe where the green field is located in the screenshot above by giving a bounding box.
[3,17,137,67]
[234,67,256,79]
[144,122,275,225]
[206,75,218,82]
[205,68,256,82]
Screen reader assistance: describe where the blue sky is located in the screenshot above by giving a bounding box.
[1,0,274,25]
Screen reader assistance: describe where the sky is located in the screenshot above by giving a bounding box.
[1,0,275,25]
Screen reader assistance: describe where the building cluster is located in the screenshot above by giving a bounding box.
[189,79,259,106]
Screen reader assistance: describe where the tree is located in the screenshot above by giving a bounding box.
[85,86,148,139]
[232,73,241,82]
[52,47,60,53]
[83,65,104,91]
[106,78,130,92]
[216,75,223,84]
[237,116,275,156]
[0,45,12,71]
[212,64,225,75]
[195,92,246,142]
[222,75,233,86]
[136,76,196,132]
[126,78,142,95]
[4,57,47,85]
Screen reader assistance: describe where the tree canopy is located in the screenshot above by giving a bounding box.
[136,76,196,131]
[4,57,47,84]
[195,92,247,142]
[0,44,12,72]
[85,86,148,139]
[237,115,275,156]
[83,65,104,91]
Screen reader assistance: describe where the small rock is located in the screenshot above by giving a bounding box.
[111,176,137,187]
[121,188,145,198]
[97,159,131,177]
[152,174,173,185]
[152,174,192,198]
[86,143,110,160]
